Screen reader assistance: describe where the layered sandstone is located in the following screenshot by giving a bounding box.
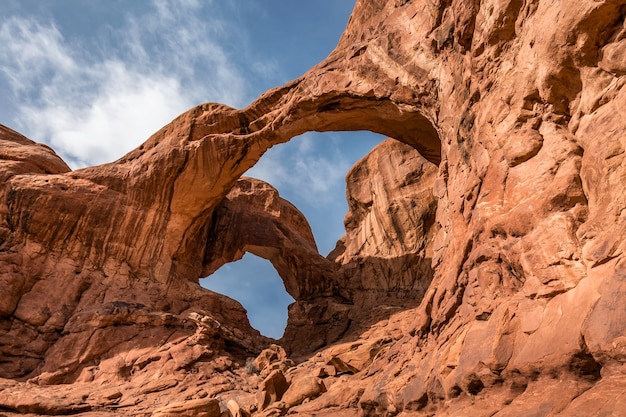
[282,139,438,355]
[1,0,626,416]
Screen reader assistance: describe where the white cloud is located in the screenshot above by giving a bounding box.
[20,67,190,167]
[153,0,202,22]
[0,2,247,168]
[0,18,77,92]
[247,133,351,207]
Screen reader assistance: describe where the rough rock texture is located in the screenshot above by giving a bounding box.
[282,139,438,355]
[331,139,437,311]
[203,176,338,303]
[1,0,626,415]
[0,124,267,383]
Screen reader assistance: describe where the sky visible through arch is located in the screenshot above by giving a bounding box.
[0,0,386,338]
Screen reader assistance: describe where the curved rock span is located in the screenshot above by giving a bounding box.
[1,0,625,416]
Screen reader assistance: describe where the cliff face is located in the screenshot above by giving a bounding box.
[1,0,625,416]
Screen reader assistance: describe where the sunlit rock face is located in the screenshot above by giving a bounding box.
[281,139,438,356]
[1,0,626,415]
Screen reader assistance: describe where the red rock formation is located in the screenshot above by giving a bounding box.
[281,139,438,355]
[1,0,626,415]
[332,139,437,309]
[0,125,266,382]
[202,176,338,301]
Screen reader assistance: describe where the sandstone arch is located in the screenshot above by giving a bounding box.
[201,176,338,302]
[1,0,626,415]
[199,137,438,353]
[0,2,444,376]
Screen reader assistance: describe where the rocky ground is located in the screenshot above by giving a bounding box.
[1,0,625,415]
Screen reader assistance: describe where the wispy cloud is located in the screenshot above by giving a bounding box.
[0,1,247,168]
[248,132,351,207]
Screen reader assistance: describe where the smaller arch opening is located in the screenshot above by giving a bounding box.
[200,130,386,340]
[201,253,295,339]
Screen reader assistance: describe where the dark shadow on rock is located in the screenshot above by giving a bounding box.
[280,254,434,358]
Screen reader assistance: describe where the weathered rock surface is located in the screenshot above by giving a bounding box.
[202,176,338,302]
[1,0,626,415]
[281,139,438,356]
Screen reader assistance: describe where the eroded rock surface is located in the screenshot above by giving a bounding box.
[1,0,626,415]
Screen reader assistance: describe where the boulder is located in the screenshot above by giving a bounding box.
[282,376,326,407]
[256,370,289,411]
[151,398,221,417]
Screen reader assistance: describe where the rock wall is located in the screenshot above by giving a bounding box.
[282,139,438,355]
[0,125,266,381]
[1,0,625,415]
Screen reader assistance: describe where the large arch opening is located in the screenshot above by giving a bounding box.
[201,128,438,340]
[246,130,386,255]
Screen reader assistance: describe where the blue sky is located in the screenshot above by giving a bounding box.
[0,0,384,338]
